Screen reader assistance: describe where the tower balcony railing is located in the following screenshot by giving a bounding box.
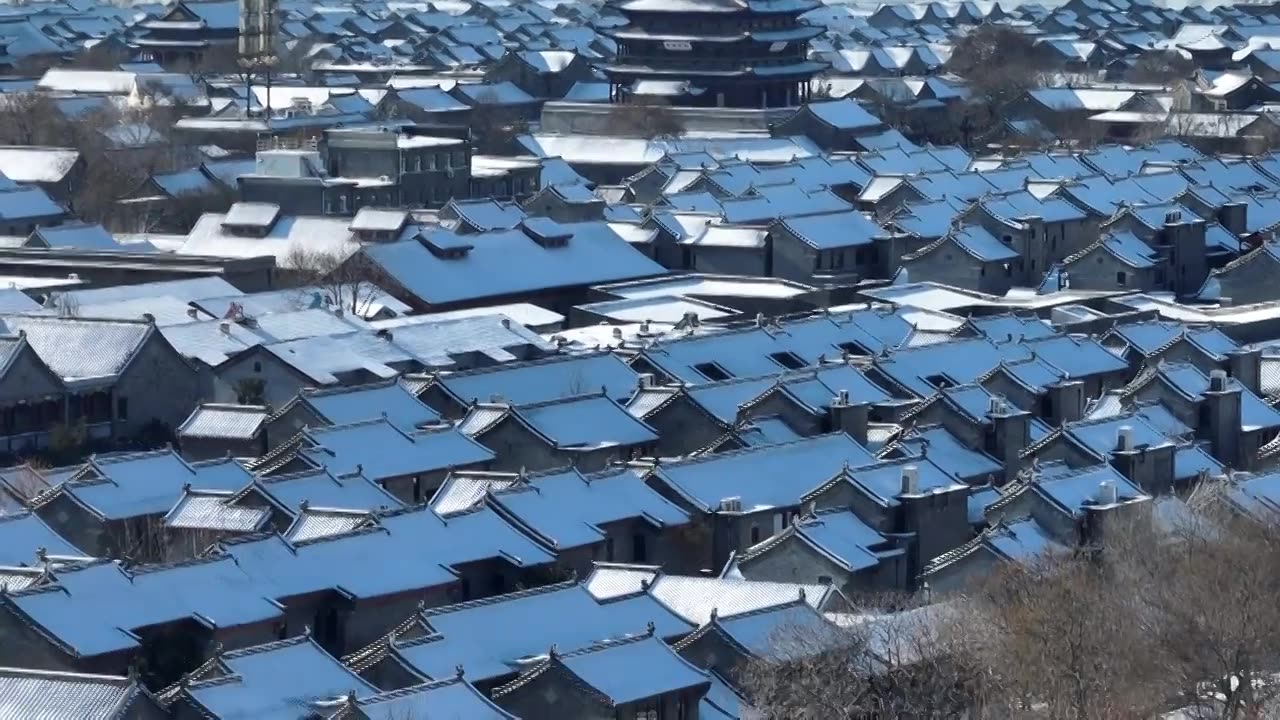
[609,53,810,72]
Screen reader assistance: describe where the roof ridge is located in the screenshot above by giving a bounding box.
[985,477,1035,514]
[288,522,388,550]
[1117,360,1162,399]
[1257,432,1280,461]
[511,390,612,410]
[717,595,812,623]
[300,377,403,398]
[437,350,619,383]
[1215,238,1275,274]
[306,416,400,434]
[895,391,944,423]
[421,577,581,618]
[221,633,312,659]
[921,529,988,574]
[735,523,799,562]
[343,608,427,671]
[1019,424,1066,460]
[128,554,230,575]
[559,630,653,659]
[243,430,307,473]
[362,675,468,702]
[627,385,687,421]
[673,431,853,468]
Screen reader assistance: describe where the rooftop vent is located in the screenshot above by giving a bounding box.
[900,465,919,495]
[1209,369,1229,392]
[718,496,743,513]
[520,217,571,248]
[418,230,474,259]
[1095,480,1118,505]
[1116,425,1134,452]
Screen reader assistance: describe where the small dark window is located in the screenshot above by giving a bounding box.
[925,373,955,389]
[750,525,761,544]
[818,575,833,585]
[632,534,647,563]
[769,351,806,370]
[253,361,262,373]
[116,398,128,420]
[694,362,732,381]
[1116,271,1127,286]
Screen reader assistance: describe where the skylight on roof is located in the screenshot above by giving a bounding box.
[694,362,733,382]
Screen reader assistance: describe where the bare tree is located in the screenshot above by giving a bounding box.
[972,553,1167,719]
[737,507,1280,719]
[468,90,530,153]
[283,246,391,318]
[0,92,63,146]
[235,378,267,405]
[0,85,194,228]
[948,24,1057,146]
[124,186,238,234]
[740,600,991,719]
[1125,52,1196,86]
[1109,510,1280,720]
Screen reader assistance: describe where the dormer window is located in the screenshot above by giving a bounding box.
[836,341,869,356]
[769,351,806,370]
[220,202,281,237]
[694,362,732,381]
[925,373,956,389]
[419,230,474,259]
[349,208,408,243]
[521,218,572,248]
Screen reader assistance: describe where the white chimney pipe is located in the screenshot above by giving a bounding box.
[1096,480,1118,505]
[1116,425,1134,452]
[900,465,920,495]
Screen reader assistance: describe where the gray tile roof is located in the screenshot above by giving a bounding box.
[178,404,268,441]
[163,491,271,532]
[0,315,151,384]
[582,563,659,600]
[0,667,144,720]
[284,507,373,543]
[430,473,517,516]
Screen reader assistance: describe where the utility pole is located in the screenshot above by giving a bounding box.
[238,0,279,122]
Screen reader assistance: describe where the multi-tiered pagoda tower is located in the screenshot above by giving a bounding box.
[601,0,825,109]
